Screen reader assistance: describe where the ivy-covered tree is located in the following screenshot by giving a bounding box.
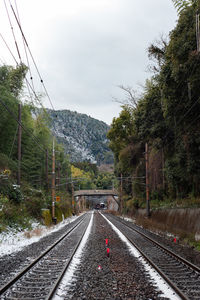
[108,1,200,203]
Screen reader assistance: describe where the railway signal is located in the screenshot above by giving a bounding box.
[107,248,110,257]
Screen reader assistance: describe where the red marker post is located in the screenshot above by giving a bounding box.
[173,237,177,243]
[105,238,108,246]
[107,247,110,257]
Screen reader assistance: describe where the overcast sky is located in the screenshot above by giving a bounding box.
[0,0,177,124]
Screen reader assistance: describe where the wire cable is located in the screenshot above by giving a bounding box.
[0,97,52,160]
[12,0,35,91]
[10,3,56,111]
[0,32,18,65]
[3,0,21,63]
[8,124,18,158]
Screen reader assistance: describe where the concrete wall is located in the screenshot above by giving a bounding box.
[107,196,119,211]
[132,208,200,241]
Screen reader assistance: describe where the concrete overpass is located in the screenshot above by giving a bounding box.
[74,189,119,211]
[74,189,118,197]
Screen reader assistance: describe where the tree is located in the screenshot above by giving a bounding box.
[172,0,196,15]
[113,85,138,109]
[108,2,200,201]
[0,64,28,158]
[107,106,135,162]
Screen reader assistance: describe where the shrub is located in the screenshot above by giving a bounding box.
[0,182,23,204]
[0,201,30,229]
[41,209,52,226]
[24,196,44,219]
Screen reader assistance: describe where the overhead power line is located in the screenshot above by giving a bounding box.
[3,0,22,63]
[0,97,52,160]
[12,0,35,91]
[9,2,56,112]
[0,32,18,64]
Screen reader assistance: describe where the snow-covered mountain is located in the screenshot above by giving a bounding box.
[47,109,113,164]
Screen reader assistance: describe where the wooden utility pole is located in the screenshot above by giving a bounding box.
[196,10,200,52]
[66,172,68,193]
[51,138,56,223]
[57,163,60,191]
[120,173,123,214]
[17,104,22,186]
[71,180,75,214]
[145,142,150,217]
[162,147,165,190]
[45,149,49,191]
[112,180,114,191]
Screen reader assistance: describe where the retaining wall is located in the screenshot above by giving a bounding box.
[132,208,200,240]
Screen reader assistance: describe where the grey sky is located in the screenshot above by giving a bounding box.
[0,0,177,124]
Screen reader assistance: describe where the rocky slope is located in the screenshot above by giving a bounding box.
[47,109,113,164]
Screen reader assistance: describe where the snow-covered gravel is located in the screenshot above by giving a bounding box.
[54,211,94,299]
[102,213,182,300]
[0,215,81,257]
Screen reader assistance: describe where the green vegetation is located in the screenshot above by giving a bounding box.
[71,162,116,191]
[0,64,72,230]
[108,1,200,210]
[0,64,115,232]
[172,0,194,15]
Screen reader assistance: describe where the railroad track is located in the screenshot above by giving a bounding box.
[103,213,200,300]
[0,212,91,300]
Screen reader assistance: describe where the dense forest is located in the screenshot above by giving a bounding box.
[108,0,200,211]
[0,64,115,230]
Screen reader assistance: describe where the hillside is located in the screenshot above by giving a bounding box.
[47,109,113,164]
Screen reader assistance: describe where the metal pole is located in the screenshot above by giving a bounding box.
[51,138,56,222]
[145,142,150,217]
[17,103,22,186]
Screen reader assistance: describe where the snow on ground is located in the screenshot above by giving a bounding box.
[101,213,182,300]
[120,216,136,223]
[53,211,94,299]
[0,214,82,257]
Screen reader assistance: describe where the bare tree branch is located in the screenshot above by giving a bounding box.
[117,85,138,108]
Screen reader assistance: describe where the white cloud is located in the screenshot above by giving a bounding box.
[0,0,177,124]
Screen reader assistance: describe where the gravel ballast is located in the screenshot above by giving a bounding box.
[58,212,168,299]
[1,211,199,299]
[0,215,85,288]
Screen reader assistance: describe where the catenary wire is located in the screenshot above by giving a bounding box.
[3,1,58,133]
[12,0,35,92]
[3,0,21,62]
[10,2,56,111]
[0,97,53,160]
[9,125,18,158]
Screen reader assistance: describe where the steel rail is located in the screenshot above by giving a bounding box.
[46,213,92,299]
[103,213,191,300]
[114,215,200,272]
[0,214,87,296]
